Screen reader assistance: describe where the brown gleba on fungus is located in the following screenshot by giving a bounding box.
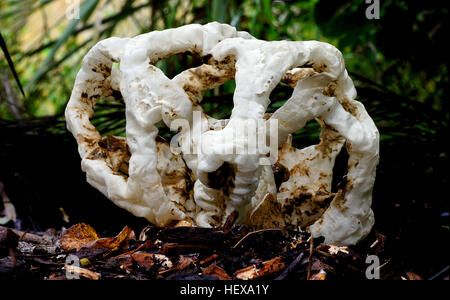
[65,23,379,246]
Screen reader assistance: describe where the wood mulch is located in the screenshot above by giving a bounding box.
[0,213,442,280]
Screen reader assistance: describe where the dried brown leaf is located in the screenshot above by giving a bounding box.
[131,253,173,269]
[59,223,134,258]
[0,227,18,250]
[177,255,196,271]
[200,254,219,265]
[235,257,285,280]
[311,260,335,274]
[203,264,232,280]
[406,271,423,280]
[59,223,99,251]
[310,270,327,280]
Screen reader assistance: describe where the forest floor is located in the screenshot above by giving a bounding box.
[2,212,444,281]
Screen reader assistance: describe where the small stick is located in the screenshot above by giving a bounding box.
[158,266,177,276]
[307,236,314,280]
[222,211,239,234]
[315,249,333,258]
[200,254,219,265]
[232,228,282,249]
[8,248,17,268]
[235,257,285,280]
[428,265,449,281]
[377,259,390,271]
[202,264,232,280]
[0,226,52,244]
[275,252,305,280]
[369,239,379,249]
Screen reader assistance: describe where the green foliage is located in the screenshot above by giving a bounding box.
[0,0,447,145]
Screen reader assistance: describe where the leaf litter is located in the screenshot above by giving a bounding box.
[0,216,438,280]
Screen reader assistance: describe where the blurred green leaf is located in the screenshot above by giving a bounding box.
[24,0,99,92]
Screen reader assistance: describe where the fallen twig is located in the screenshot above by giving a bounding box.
[428,265,449,281]
[200,254,219,266]
[275,252,305,280]
[315,249,333,258]
[307,236,314,280]
[310,269,327,280]
[0,226,52,244]
[202,264,232,280]
[160,243,212,255]
[222,211,239,234]
[158,227,228,245]
[235,257,285,280]
[232,228,282,249]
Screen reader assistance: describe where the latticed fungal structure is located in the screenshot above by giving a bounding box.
[65,23,379,245]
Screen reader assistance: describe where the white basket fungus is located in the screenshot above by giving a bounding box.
[65,23,379,245]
